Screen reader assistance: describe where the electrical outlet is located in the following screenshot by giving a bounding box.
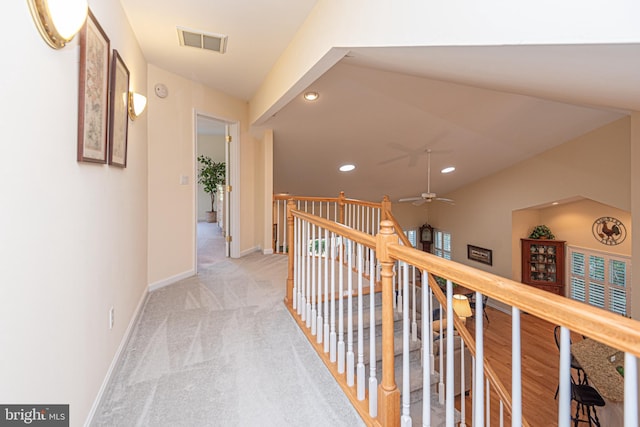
[109,307,114,330]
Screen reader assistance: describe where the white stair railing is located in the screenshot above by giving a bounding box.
[273,192,384,254]
[284,209,640,427]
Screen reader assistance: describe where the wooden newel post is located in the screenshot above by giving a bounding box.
[338,191,346,224]
[381,195,391,221]
[285,200,295,305]
[377,220,400,426]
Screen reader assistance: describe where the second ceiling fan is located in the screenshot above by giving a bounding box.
[399,149,455,206]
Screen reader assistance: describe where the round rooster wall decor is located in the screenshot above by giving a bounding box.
[592,216,627,246]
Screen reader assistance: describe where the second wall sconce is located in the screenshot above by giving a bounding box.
[128,92,147,120]
[27,0,88,49]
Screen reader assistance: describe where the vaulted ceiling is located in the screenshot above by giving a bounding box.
[121,0,640,202]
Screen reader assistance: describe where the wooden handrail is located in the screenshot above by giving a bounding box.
[292,210,376,249]
[286,207,640,426]
[273,192,383,209]
[387,240,640,357]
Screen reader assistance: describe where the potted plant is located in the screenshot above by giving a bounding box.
[529,224,555,240]
[197,155,226,223]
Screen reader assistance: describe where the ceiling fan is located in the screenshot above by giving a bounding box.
[399,149,455,206]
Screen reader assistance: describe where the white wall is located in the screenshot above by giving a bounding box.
[0,2,148,424]
[147,65,258,285]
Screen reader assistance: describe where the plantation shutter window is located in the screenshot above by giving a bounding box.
[568,246,630,316]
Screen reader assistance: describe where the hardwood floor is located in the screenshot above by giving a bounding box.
[458,306,567,427]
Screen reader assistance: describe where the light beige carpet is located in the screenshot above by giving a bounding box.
[91,222,365,426]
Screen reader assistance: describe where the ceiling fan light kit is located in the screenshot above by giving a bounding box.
[399,149,455,206]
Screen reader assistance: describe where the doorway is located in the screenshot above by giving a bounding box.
[195,113,238,270]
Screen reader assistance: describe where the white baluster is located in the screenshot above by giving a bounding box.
[474,291,485,427]
[323,228,330,351]
[428,283,435,375]
[281,201,286,253]
[330,232,337,362]
[369,247,378,417]
[445,280,455,427]
[300,221,307,320]
[292,215,297,311]
[411,266,417,342]
[310,224,317,334]
[624,353,638,427]
[401,262,412,427]
[511,307,522,427]
[316,225,323,343]
[357,244,365,400]
[500,400,504,427]
[346,239,355,386]
[421,270,431,426]
[338,237,345,373]
[305,222,312,326]
[486,379,491,427]
[460,339,467,427]
[557,325,571,426]
[397,263,402,313]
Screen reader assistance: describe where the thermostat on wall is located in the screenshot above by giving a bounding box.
[154,83,168,98]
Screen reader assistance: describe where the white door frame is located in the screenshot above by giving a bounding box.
[193,110,240,273]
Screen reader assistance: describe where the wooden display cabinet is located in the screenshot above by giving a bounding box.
[521,238,566,295]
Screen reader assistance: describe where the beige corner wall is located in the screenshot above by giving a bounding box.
[539,199,631,256]
[428,117,631,295]
[147,65,259,285]
[260,130,274,253]
[0,1,149,424]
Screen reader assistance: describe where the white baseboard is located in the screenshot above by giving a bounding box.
[147,269,195,292]
[239,246,261,257]
[84,287,148,427]
[262,248,274,255]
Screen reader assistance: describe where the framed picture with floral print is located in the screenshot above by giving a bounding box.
[77,10,110,163]
[108,50,129,167]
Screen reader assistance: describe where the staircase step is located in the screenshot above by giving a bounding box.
[409,393,462,427]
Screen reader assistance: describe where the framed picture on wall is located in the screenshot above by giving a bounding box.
[77,10,110,163]
[108,49,130,167]
[467,244,493,266]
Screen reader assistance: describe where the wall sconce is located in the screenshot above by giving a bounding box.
[452,294,472,325]
[128,92,147,120]
[27,0,88,49]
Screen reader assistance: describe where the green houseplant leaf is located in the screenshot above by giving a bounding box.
[197,155,226,212]
[528,225,555,240]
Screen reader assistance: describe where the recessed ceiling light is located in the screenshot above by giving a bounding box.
[304,91,319,101]
[552,202,559,206]
[339,164,355,172]
[441,166,456,174]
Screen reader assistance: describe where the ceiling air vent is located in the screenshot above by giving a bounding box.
[177,27,228,54]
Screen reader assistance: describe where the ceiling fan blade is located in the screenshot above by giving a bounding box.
[399,197,422,203]
[387,142,415,153]
[378,153,410,166]
[436,197,455,204]
[412,199,427,206]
